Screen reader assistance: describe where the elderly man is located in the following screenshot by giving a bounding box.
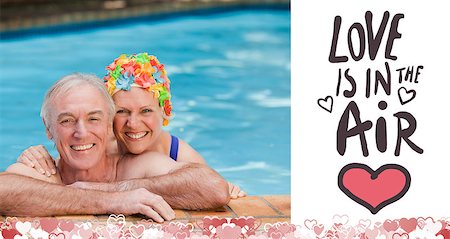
[0,73,230,222]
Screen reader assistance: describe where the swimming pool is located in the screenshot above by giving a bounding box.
[0,9,290,195]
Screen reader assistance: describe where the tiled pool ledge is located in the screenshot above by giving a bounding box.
[0,0,289,36]
[0,195,290,228]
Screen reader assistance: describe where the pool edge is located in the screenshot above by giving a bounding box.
[0,0,290,40]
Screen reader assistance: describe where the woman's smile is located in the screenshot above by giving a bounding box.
[124,131,149,140]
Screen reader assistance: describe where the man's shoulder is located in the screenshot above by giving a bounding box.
[6,163,62,184]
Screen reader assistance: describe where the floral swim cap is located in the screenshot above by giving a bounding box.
[104,53,172,126]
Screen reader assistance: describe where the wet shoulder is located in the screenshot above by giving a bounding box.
[176,139,206,164]
[116,151,177,180]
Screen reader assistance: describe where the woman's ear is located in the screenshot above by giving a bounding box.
[160,107,166,122]
[160,105,172,127]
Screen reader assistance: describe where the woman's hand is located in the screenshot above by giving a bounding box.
[228,182,247,199]
[17,145,56,177]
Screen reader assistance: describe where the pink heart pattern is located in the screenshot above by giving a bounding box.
[1,216,448,239]
[265,222,296,239]
[216,224,242,239]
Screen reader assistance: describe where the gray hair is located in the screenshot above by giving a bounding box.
[40,73,115,128]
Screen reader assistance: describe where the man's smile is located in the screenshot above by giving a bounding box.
[70,143,95,151]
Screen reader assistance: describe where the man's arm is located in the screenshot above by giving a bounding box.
[0,172,113,216]
[73,152,231,210]
[0,164,175,222]
[120,162,230,210]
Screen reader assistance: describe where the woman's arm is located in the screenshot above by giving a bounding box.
[16,145,56,177]
[176,139,207,164]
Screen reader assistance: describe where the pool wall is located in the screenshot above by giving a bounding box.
[1,0,289,40]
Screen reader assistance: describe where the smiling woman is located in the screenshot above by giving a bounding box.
[113,87,167,155]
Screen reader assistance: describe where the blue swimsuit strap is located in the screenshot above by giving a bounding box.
[169,135,179,161]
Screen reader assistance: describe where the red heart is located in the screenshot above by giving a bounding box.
[49,232,66,239]
[175,232,188,239]
[230,217,255,229]
[437,228,450,239]
[58,220,75,232]
[269,231,283,239]
[216,225,242,239]
[383,219,399,232]
[121,231,134,239]
[164,223,181,234]
[399,218,417,233]
[338,163,411,214]
[364,227,379,238]
[202,217,227,229]
[1,228,20,239]
[40,218,59,233]
[211,218,228,228]
[313,224,324,235]
[129,224,145,238]
[276,222,294,234]
[392,232,409,239]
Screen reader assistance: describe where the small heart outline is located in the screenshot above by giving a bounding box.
[318,96,333,113]
[398,87,416,105]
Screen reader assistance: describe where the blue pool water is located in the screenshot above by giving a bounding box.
[0,9,290,195]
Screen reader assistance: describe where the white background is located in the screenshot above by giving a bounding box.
[292,0,450,225]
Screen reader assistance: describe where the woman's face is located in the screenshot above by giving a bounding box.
[112,87,164,154]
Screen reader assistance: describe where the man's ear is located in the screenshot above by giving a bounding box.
[42,118,53,140]
[108,121,113,134]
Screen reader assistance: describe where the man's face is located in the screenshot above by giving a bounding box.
[47,84,111,170]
